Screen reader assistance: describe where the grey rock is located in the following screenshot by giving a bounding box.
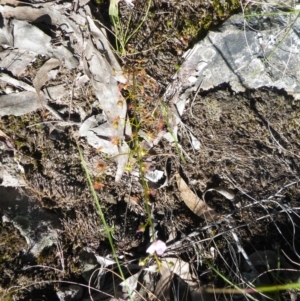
[80,249,100,283]
[1,186,62,257]
[165,8,300,104]
[56,284,84,301]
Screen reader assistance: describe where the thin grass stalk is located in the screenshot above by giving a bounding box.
[124,0,152,46]
[111,0,152,56]
[77,143,134,301]
[207,262,261,301]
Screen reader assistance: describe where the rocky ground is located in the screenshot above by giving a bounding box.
[0,0,300,300]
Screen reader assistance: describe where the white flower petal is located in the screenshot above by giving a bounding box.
[146,240,167,256]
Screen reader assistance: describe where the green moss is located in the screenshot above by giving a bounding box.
[0,292,13,301]
[0,223,27,265]
[166,20,173,28]
[213,0,240,18]
[180,0,241,42]
[36,247,56,266]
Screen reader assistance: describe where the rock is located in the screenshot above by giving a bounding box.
[165,7,300,105]
[56,284,84,301]
[0,130,26,187]
[0,186,62,257]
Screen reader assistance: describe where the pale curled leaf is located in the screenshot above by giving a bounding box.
[161,257,197,286]
[95,255,115,267]
[84,131,119,156]
[79,116,129,182]
[83,40,126,137]
[0,0,20,6]
[153,257,199,300]
[79,115,107,137]
[119,270,142,298]
[86,16,127,84]
[0,73,35,92]
[0,50,35,77]
[175,172,219,220]
[82,36,129,181]
[33,58,60,96]
[203,187,235,202]
[0,91,45,116]
[1,7,80,68]
[13,19,51,53]
[115,142,130,182]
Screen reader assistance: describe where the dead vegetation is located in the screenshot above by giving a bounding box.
[0,0,300,300]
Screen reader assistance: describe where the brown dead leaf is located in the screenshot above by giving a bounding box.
[175,172,219,221]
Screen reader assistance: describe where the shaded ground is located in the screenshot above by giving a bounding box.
[1,0,300,300]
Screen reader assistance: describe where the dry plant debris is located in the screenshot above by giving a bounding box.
[0,0,300,300]
[175,172,219,220]
[0,0,130,181]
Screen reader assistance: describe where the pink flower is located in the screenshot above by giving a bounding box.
[146,240,167,256]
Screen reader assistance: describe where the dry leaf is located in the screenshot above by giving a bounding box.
[175,172,219,220]
[152,265,172,301]
[0,49,36,77]
[0,91,45,116]
[203,187,235,202]
[0,0,20,6]
[0,73,35,92]
[0,2,129,182]
[33,58,60,96]
[115,142,130,182]
[153,257,200,301]
[0,129,14,149]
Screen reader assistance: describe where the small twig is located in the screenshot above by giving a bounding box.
[23,265,63,274]
[26,120,80,128]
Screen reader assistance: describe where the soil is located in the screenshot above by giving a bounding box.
[1,0,300,300]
